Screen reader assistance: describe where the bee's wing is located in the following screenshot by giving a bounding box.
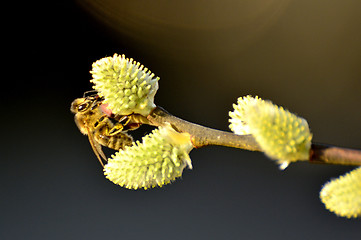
[87,129,107,167]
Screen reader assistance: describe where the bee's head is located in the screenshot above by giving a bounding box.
[70,98,92,114]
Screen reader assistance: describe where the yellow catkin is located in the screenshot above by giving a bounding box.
[90,54,159,116]
[229,95,312,169]
[320,167,361,218]
[104,125,193,190]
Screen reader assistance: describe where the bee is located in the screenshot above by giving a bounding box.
[70,92,141,167]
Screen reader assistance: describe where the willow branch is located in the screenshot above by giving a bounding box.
[310,144,361,166]
[146,106,361,166]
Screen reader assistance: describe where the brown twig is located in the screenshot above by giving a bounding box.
[146,106,361,166]
[310,143,361,166]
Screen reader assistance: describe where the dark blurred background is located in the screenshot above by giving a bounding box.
[2,0,360,239]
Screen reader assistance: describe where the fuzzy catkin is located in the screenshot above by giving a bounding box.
[229,95,312,169]
[104,125,193,189]
[320,167,361,218]
[91,54,159,116]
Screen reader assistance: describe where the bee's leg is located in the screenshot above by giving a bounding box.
[112,114,143,132]
[109,116,131,136]
[93,115,115,136]
[93,115,107,128]
[124,123,142,132]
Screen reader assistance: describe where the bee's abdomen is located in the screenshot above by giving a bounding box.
[95,132,133,150]
[108,134,133,150]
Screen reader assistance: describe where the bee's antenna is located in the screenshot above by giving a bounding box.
[83,90,98,98]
